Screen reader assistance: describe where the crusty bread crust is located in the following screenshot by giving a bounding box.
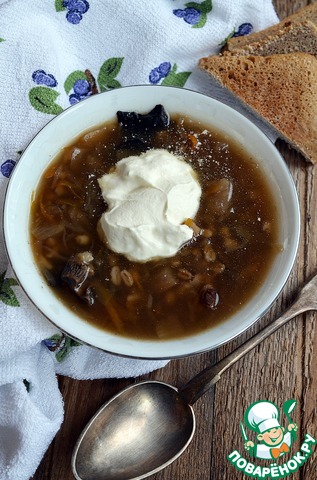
[199,52,317,163]
[225,20,317,57]
[227,3,317,51]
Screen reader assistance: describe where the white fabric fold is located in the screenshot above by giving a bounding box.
[0,1,279,478]
[0,344,63,480]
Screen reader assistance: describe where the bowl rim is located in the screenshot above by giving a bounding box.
[3,84,300,359]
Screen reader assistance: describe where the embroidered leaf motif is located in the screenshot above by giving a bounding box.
[0,38,5,42]
[55,335,82,362]
[219,28,235,47]
[55,0,66,12]
[43,333,82,361]
[104,78,121,90]
[97,57,123,92]
[194,0,212,14]
[0,271,20,307]
[64,70,88,94]
[161,64,191,87]
[29,86,63,115]
[64,60,124,105]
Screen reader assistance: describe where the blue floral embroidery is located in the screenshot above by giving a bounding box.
[29,58,124,113]
[219,22,254,47]
[233,23,253,37]
[65,58,124,105]
[1,159,16,178]
[149,62,172,84]
[149,62,191,87]
[173,0,212,28]
[43,336,61,351]
[174,7,201,25]
[62,0,90,24]
[32,70,58,87]
[69,78,92,104]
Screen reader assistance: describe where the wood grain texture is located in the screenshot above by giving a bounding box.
[32,1,317,479]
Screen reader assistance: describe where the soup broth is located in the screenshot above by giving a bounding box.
[30,108,280,340]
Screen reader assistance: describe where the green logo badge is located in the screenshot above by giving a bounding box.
[228,399,316,478]
[243,400,297,460]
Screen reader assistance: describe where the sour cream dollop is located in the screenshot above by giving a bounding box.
[97,149,201,262]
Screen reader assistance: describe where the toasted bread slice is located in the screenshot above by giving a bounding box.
[199,52,317,163]
[225,20,317,57]
[227,3,317,51]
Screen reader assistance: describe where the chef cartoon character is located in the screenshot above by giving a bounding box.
[242,400,298,460]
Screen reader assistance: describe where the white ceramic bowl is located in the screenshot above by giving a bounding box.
[3,85,300,359]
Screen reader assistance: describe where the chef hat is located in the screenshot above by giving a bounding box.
[245,401,280,433]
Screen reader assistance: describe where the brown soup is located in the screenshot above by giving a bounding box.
[30,108,280,340]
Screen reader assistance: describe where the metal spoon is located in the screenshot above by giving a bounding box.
[72,272,317,480]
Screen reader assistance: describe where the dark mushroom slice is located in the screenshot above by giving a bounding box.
[116,104,170,131]
[61,251,95,304]
[200,284,219,309]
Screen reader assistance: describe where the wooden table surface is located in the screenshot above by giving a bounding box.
[33,1,317,479]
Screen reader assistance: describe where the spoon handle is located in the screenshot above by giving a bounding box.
[180,274,317,405]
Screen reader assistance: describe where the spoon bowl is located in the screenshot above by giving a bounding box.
[72,381,195,480]
[72,272,317,480]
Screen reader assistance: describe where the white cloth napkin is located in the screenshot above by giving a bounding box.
[0,1,279,478]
